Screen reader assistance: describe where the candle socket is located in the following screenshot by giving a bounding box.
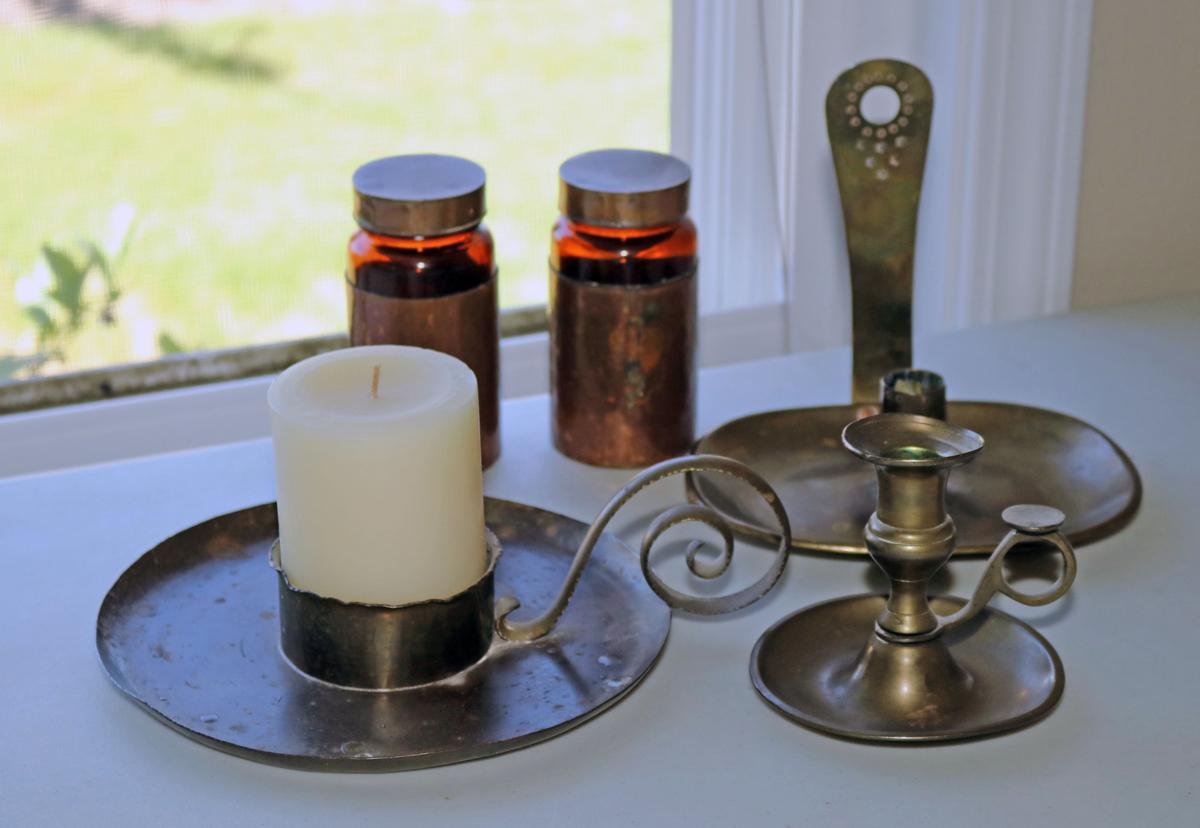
[880,368,946,420]
[269,532,500,690]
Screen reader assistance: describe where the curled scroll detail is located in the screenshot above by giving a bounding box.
[496,454,792,642]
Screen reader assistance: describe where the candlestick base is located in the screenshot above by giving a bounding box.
[750,594,1064,741]
[97,498,669,771]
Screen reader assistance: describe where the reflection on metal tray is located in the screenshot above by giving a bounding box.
[686,402,1141,555]
[96,498,670,771]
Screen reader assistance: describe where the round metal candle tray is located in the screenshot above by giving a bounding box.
[96,498,670,771]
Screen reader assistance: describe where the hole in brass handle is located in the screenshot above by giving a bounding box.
[860,84,902,125]
[997,531,1077,608]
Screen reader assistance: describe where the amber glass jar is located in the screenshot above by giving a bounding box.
[550,149,697,467]
[347,154,500,467]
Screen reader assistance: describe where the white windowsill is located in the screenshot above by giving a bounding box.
[0,302,788,480]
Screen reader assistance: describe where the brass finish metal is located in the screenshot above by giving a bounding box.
[750,413,1078,742]
[497,454,792,642]
[551,269,696,467]
[96,498,670,771]
[687,401,1140,555]
[348,274,500,467]
[352,154,486,237]
[559,149,690,229]
[828,59,933,404]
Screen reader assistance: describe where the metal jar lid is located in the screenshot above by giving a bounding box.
[353,154,486,237]
[559,149,690,228]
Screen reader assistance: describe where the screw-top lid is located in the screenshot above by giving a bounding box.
[559,149,690,228]
[353,154,486,237]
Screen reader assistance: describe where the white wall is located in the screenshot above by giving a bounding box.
[1072,0,1200,308]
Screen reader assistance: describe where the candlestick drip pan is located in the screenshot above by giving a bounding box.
[96,498,670,771]
[687,401,1140,555]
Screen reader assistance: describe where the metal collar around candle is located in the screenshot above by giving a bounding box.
[269,533,501,690]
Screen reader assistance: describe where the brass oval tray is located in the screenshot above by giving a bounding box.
[686,402,1140,555]
[96,498,670,771]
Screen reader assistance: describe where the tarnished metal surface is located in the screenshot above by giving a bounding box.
[96,498,670,772]
[270,534,500,690]
[497,454,791,642]
[551,269,696,467]
[349,275,501,467]
[751,595,1064,742]
[827,59,933,404]
[751,413,1076,742]
[687,401,1141,555]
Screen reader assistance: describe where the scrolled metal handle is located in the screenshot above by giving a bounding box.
[935,504,1077,638]
[496,454,792,642]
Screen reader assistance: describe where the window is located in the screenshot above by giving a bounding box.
[671,0,1091,358]
[0,0,1094,478]
[0,0,669,388]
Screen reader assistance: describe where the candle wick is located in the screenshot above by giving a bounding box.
[371,364,381,400]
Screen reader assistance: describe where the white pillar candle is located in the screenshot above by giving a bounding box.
[268,345,486,605]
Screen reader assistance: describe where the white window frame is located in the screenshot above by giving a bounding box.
[0,0,1092,479]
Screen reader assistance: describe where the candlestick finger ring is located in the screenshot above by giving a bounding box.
[993,505,1078,605]
[912,505,1078,642]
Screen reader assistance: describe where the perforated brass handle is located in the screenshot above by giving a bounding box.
[826,58,933,404]
[934,505,1078,638]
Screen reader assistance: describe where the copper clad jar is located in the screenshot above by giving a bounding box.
[550,149,697,467]
[347,154,500,467]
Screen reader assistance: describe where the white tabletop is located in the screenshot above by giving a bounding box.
[3,296,1198,826]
